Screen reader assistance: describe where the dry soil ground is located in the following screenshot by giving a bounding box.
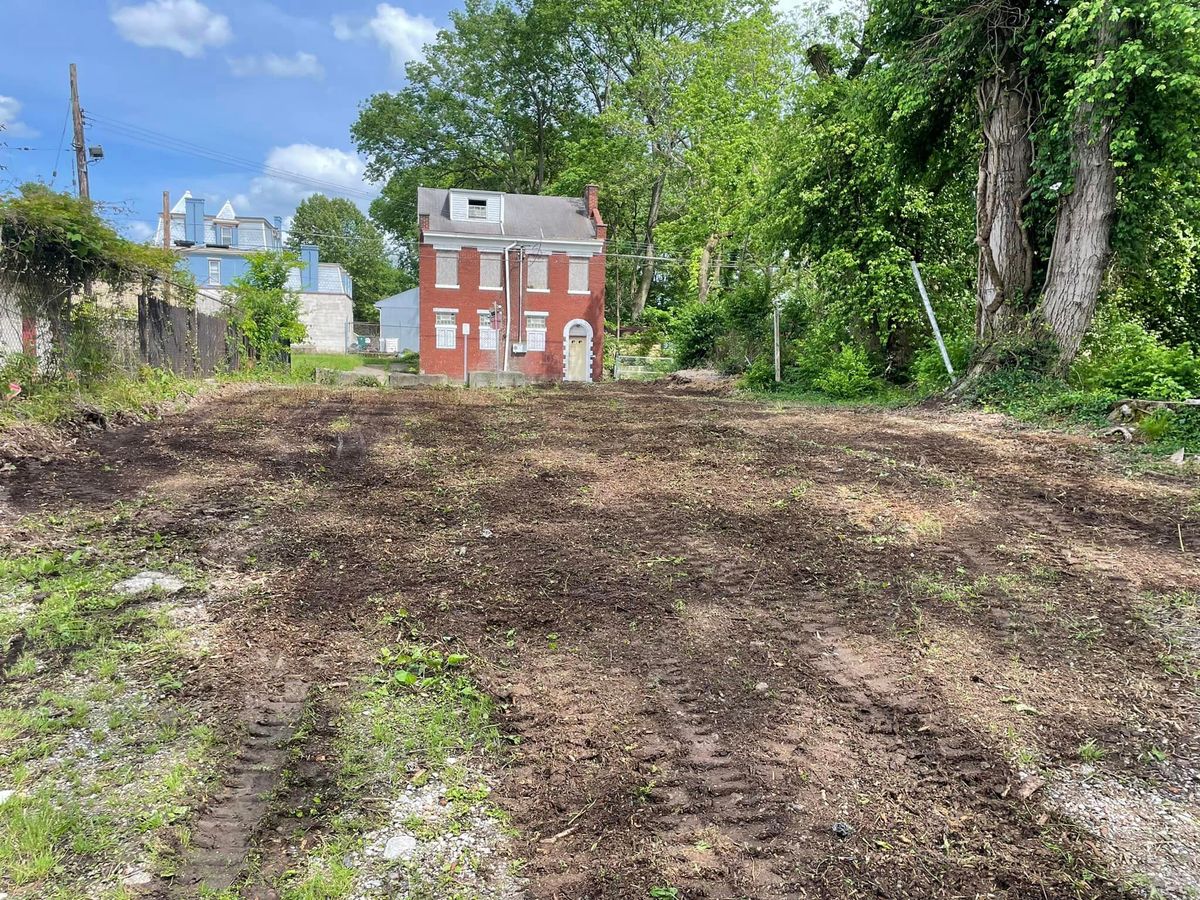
[2,382,1199,900]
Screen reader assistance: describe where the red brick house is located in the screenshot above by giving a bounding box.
[416,186,607,382]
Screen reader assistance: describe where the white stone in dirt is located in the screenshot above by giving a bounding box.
[0,789,14,804]
[122,870,153,887]
[113,571,185,596]
[382,832,418,860]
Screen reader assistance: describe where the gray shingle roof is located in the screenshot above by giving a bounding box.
[418,187,598,242]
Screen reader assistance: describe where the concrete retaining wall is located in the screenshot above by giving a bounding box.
[468,371,528,388]
[389,372,452,388]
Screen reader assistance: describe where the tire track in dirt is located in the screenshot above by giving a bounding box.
[170,675,309,896]
[643,658,799,898]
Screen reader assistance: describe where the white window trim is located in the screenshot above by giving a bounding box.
[434,307,458,350]
[435,251,459,289]
[478,252,503,291]
[568,257,591,294]
[526,256,550,293]
[525,311,549,352]
[477,310,498,350]
[207,258,220,284]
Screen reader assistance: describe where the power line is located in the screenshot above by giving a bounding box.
[50,98,71,187]
[87,113,378,201]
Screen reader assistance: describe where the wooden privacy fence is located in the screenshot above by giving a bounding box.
[138,294,244,376]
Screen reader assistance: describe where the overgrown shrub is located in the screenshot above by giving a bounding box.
[671,302,727,368]
[227,251,307,364]
[741,354,776,390]
[911,333,971,393]
[1073,307,1200,400]
[813,345,877,398]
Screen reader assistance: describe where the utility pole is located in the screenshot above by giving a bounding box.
[161,191,171,249]
[69,64,90,200]
[767,264,781,383]
[162,191,172,302]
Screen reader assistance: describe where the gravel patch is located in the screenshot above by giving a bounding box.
[342,773,524,899]
[1048,763,1200,898]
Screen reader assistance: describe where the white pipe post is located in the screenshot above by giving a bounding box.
[910,260,954,378]
[773,301,781,383]
[462,322,470,384]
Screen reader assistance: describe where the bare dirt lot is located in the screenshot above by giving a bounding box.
[3,383,1199,899]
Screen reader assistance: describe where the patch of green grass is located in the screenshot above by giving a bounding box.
[287,353,367,382]
[0,507,221,895]
[0,791,99,885]
[277,641,504,898]
[909,570,1027,613]
[1078,739,1107,763]
[0,366,199,430]
[279,850,358,900]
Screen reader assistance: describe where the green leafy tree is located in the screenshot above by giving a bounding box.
[227,251,306,363]
[286,195,405,321]
[353,0,579,246]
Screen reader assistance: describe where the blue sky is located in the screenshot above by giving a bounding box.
[0,0,459,240]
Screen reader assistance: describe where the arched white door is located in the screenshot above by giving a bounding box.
[562,318,594,382]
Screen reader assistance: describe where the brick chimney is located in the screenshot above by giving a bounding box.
[418,212,430,235]
[583,184,605,240]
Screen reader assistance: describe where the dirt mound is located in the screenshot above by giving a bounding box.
[664,367,736,393]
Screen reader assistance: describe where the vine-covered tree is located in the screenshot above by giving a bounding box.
[874,0,1200,377]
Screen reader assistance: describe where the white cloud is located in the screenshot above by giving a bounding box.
[111,0,232,58]
[0,96,38,139]
[332,4,438,69]
[228,51,324,79]
[124,221,156,243]
[231,144,376,217]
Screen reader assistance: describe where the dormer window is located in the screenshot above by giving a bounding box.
[449,190,502,223]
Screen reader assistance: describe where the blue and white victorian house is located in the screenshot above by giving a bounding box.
[154,192,353,352]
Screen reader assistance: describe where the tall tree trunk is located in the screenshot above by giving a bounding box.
[974,71,1034,347]
[1040,14,1119,369]
[632,172,665,320]
[1039,113,1115,367]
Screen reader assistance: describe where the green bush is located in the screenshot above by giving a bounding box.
[741,354,777,390]
[813,345,877,398]
[1073,307,1200,400]
[671,303,727,368]
[912,333,971,393]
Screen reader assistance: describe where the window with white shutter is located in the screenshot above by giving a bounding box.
[526,313,547,351]
[436,251,459,288]
[478,310,497,350]
[435,309,457,349]
[479,252,501,290]
[569,257,589,293]
[207,258,220,284]
[527,255,548,291]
